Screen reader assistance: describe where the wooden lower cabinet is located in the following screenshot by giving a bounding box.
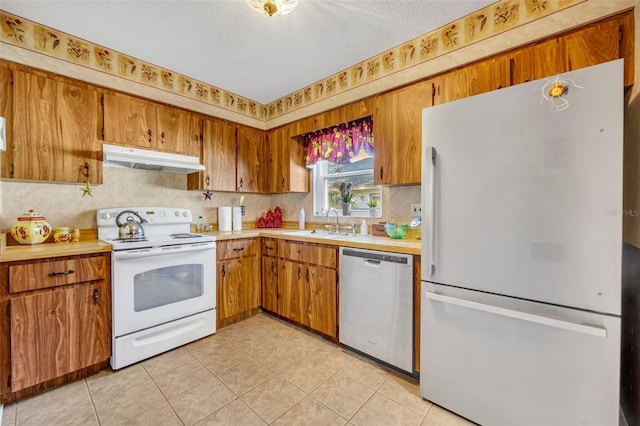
[268,241,338,338]
[1,253,111,401]
[10,279,110,392]
[216,239,260,327]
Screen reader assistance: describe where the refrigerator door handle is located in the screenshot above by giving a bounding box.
[425,291,607,338]
[427,147,436,277]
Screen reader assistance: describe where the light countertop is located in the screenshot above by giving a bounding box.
[0,240,112,263]
[0,228,420,263]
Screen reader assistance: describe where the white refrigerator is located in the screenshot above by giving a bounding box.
[420,60,623,425]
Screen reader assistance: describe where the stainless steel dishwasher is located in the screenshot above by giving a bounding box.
[339,247,414,373]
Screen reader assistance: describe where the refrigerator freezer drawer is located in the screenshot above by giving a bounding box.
[420,282,620,426]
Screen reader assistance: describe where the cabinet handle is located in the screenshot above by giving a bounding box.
[10,163,14,176]
[239,177,244,190]
[206,174,211,187]
[160,131,165,144]
[233,247,245,252]
[282,178,285,189]
[83,162,90,179]
[49,269,75,277]
[271,261,275,273]
[297,266,301,280]
[222,265,226,277]
[147,129,152,143]
[379,166,384,180]
[265,245,274,251]
[93,288,99,304]
[305,268,309,282]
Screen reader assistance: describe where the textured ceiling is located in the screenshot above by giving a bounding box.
[1,0,495,104]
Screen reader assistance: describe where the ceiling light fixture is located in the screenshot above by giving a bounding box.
[246,0,299,16]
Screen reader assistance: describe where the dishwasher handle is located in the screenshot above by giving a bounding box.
[341,248,411,265]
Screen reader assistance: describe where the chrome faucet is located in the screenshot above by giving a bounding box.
[326,208,339,233]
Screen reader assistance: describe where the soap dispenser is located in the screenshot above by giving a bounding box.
[360,219,368,235]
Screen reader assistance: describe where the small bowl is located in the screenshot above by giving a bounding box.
[384,223,408,239]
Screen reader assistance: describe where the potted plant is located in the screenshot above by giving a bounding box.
[367,200,379,217]
[339,182,353,216]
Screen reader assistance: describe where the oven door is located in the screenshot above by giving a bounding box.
[112,242,216,337]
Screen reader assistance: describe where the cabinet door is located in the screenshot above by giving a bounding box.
[10,280,110,392]
[265,127,290,193]
[216,256,260,324]
[564,19,620,73]
[9,70,58,181]
[217,259,242,322]
[156,106,201,156]
[236,125,266,192]
[70,280,111,370]
[305,265,337,337]
[189,117,236,191]
[11,287,71,391]
[277,260,306,326]
[510,38,567,85]
[58,77,102,184]
[103,92,157,149]
[374,79,436,185]
[440,55,510,103]
[261,257,278,313]
[8,70,100,183]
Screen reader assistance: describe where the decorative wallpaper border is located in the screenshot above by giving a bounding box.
[1,0,585,121]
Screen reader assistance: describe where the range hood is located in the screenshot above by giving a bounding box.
[102,144,205,174]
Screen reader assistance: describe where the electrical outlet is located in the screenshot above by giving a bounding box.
[240,206,245,216]
[411,203,422,217]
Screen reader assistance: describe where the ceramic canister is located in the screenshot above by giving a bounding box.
[10,209,52,245]
[54,227,72,243]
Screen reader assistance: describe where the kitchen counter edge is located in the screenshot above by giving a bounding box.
[0,240,112,263]
[211,229,421,255]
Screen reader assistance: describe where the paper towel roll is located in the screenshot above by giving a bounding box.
[218,207,232,232]
[232,207,242,231]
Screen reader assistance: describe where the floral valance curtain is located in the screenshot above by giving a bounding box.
[304,116,374,167]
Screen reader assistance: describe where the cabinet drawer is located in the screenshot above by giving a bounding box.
[262,238,278,257]
[217,239,259,260]
[278,241,337,268]
[9,256,108,293]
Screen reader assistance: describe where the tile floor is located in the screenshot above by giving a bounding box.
[1,313,474,426]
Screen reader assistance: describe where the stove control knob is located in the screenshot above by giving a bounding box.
[175,211,181,217]
[101,212,111,220]
[182,211,188,217]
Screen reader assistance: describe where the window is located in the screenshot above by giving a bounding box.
[304,116,380,217]
[311,153,382,217]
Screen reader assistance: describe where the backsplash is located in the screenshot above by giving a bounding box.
[0,169,420,232]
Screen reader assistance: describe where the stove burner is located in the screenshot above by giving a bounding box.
[170,233,203,239]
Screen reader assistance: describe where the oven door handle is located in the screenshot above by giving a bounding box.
[113,242,216,260]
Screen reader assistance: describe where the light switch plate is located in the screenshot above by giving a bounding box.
[411,203,421,217]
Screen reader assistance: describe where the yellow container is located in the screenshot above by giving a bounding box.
[10,209,52,245]
[54,227,72,243]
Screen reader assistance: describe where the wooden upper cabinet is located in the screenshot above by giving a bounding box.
[265,127,309,193]
[440,55,511,103]
[236,124,266,192]
[374,78,437,185]
[103,92,202,156]
[509,38,567,85]
[103,92,156,149]
[565,18,621,73]
[188,116,237,192]
[155,107,202,157]
[6,68,101,184]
